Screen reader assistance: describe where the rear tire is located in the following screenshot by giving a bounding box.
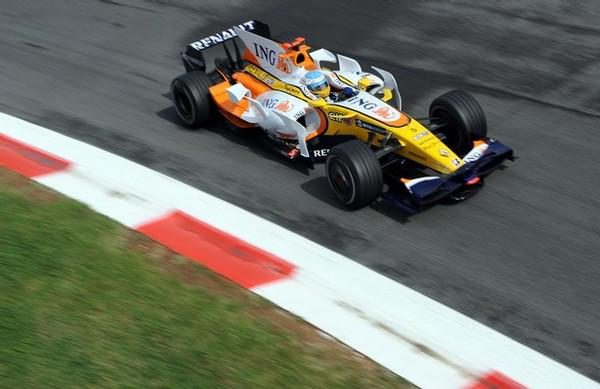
[326,140,383,209]
[171,71,215,128]
[429,90,487,155]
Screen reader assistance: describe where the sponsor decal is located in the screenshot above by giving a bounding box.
[262,98,279,109]
[247,64,317,101]
[275,100,293,112]
[413,130,429,141]
[347,96,377,110]
[355,119,387,134]
[277,57,292,73]
[344,96,401,121]
[328,111,352,125]
[293,109,306,119]
[373,106,394,120]
[439,148,449,157]
[190,21,255,50]
[312,149,330,157]
[253,43,277,66]
[287,148,300,159]
[464,151,483,163]
[463,143,489,163]
[263,98,300,115]
[329,73,347,89]
[283,84,296,93]
[297,84,319,100]
[246,64,270,81]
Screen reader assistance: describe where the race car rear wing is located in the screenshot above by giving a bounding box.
[188,20,271,51]
[181,20,271,72]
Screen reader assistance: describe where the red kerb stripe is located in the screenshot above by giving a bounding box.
[137,211,296,288]
[0,134,70,177]
[467,371,527,389]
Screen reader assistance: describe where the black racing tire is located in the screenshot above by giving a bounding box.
[170,71,215,128]
[326,140,383,209]
[429,90,487,155]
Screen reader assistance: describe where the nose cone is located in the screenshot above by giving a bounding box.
[394,120,464,174]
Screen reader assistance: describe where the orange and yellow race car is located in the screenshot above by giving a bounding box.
[170,20,514,210]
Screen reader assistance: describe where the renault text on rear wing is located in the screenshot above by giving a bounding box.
[188,20,270,51]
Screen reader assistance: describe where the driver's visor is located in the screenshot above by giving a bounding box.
[310,79,328,92]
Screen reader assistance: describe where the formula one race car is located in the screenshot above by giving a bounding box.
[170,20,514,210]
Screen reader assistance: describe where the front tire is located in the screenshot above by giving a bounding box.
[326,140,383,209]
[429,90,487,155]
[171,71,215,128]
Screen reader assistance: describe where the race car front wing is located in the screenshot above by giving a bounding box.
[384,138,514,211]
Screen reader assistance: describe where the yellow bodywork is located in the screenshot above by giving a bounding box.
[242,64,465,174]
[320,108,464,174]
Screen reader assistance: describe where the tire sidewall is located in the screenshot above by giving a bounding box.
[172,79,198,126]
[171,71,213,128]
[430,103,469,154]
[325,140,382,209]
[326,154,357,205]
[429,90,487,156]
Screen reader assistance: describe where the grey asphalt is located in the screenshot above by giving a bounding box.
[1,0,599,380]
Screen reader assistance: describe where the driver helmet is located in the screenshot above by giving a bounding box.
[303,71,330,98]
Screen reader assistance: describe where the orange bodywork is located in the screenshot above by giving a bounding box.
[211,38,318,128]
[209,71,273,128]
[278,37,317,71]
[209,80,256,128]
[232,72,270,96]
[381,114,410,127]
[306,109,327,141]
[242,48,259,65]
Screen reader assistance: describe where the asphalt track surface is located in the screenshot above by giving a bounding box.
[1,0,599,381]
